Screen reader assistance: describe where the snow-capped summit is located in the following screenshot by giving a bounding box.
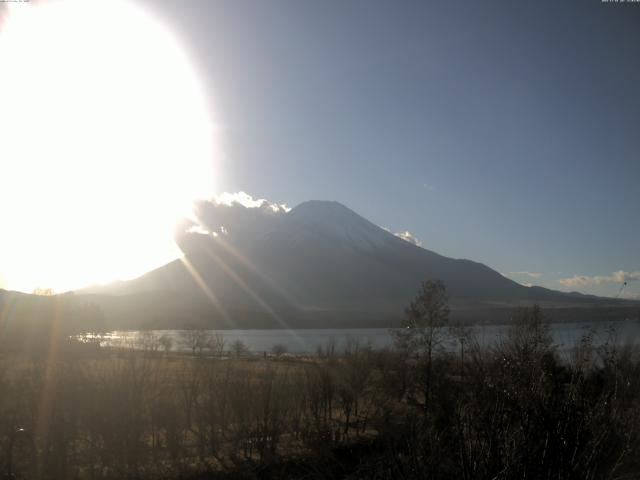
[286,200,398,251]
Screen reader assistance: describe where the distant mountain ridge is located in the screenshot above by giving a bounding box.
[76,200,638,329]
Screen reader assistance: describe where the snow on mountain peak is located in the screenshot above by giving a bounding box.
[288,200,397,250]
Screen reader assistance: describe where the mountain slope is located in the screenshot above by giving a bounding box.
[79,200,637,328]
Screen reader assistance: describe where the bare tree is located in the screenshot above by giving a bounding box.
[393,280,449,406]
[159,334,173,356]
[180,329,213,356]
[206,332,226,358]
[138,331,161,354]
[230,339,249,359]
[271,343,288,359]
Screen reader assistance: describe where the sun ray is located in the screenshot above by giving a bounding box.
[34,296,65,477]
[213,235,301,310]
[179,256,234,328]
[202,246,298,335]
[0,293,17,340]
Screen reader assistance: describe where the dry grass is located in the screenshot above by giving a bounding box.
[2,309,640,479]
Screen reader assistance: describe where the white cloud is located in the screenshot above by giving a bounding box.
[612,270,640,282]
[558,270,640,288]
[186,192,290,240]
[621,292,640,300]
[185,224,211,235]
[508,271,542,279]
[558,275,591,287]
[394,230,423,247]
[214,191,291,214]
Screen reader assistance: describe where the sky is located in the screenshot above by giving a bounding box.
[135,0,640,299]
[0,0,638,297]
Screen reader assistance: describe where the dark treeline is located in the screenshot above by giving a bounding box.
[1,284,640,479]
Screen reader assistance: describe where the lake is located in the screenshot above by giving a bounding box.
[95,319,640,355]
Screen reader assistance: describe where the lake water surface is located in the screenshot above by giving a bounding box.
[100,319,640,355]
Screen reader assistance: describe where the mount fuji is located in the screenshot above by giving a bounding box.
[77,199,638,329]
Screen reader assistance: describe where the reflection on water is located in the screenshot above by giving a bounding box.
[85,319,640,355]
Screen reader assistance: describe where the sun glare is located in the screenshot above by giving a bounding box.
[0,0,216,293]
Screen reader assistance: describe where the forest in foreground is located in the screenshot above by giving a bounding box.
[2,284,640,479]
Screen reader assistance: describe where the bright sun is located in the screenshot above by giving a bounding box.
[0,0,216,293]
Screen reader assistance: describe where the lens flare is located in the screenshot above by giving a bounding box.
[0,0,217,292]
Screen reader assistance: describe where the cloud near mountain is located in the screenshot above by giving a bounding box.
[508,271,542,279]
[394,230,423,247]
[187,192,290,239]
[558,270,640,287]
[214,191,291,214]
